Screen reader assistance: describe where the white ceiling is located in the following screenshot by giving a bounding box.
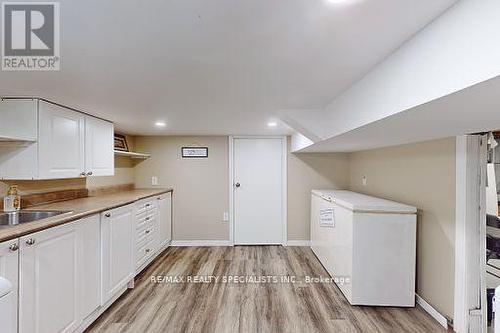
[0,0,456,135]
[297,75,500,152]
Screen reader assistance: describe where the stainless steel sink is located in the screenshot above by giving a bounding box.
[0,210,71,226]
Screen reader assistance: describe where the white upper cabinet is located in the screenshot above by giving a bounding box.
[85,116,114,177]
[0,99,114,180]
[38,101,86,179]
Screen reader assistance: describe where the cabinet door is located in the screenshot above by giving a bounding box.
[38,101,85,179]
[0,239,19,333]
[101,204,134,304]
[78,215,101,321]
[157,193,172,248]
[85,116,114,177]
[19,222,81,333]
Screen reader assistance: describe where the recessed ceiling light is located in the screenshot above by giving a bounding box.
[155,121,166,127]
[267,121,277,128]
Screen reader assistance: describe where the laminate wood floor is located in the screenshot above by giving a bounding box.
[86,246,449,333]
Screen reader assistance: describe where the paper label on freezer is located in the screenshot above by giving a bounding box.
[319,209,335,227]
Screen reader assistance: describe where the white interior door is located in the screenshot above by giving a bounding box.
[233,137,285,245]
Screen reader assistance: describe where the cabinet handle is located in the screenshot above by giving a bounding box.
[105,213,111,218]
[157,197,161,200]
[145,230,150,234]
[9,243,18,252]
[146,204,151,208]
[80,172,86,177]
[146,249,151,253]
[26,238,35,246]
[86,171,93,176]
[146,217,150,221]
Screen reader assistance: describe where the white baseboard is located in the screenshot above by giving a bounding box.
[415,294,448,329]
[286,240,311,247]
[171,240,311,247]
[171,240,233,247]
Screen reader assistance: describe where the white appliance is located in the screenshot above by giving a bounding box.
[310,190,417,307]
[0,276,16,333]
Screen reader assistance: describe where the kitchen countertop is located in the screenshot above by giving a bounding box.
[0,188,173,243]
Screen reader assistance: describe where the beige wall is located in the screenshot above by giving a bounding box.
[132,136,350,241]
[134,136,230,241]
[348,137,456,320]
[0,178,86,196]
[0,133,135,197]
[85,156,135,190]
[0,134,457,320]
[0,157,135,196]
[288,146,350,240]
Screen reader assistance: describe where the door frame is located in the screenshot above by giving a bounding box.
[454,134,487,333]
[228,136,288,246]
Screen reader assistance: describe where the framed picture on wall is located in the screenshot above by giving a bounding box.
[114,134,129,152]
[181,147,208,158]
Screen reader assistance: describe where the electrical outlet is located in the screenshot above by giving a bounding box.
[223,212,229,222]
[151,176,158,186]
[362,176,367,186]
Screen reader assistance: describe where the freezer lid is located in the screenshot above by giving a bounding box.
[0,277,12,298]
[311,190,416,213]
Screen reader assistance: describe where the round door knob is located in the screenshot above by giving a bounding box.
[9,243,18,252]
[235,183,241,188]
[105,213,111,218]
[26,238,35,246]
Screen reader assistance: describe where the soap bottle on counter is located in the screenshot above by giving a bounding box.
[3,185,21,212]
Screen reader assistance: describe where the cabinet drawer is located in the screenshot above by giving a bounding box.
[136,213,155,229]
[135,199,156,216]
[136,240,155,268]
[136,223,154,243]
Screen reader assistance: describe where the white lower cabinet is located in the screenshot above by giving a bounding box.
[78,215,101,321]
[134,193,172,274]
[5,193,170,333]
[17,215,101,333]
[19,221,81,333]
[157,192,172,248]
[0,238,20,333]
[101,204,134,304]
[134,198,158,272]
